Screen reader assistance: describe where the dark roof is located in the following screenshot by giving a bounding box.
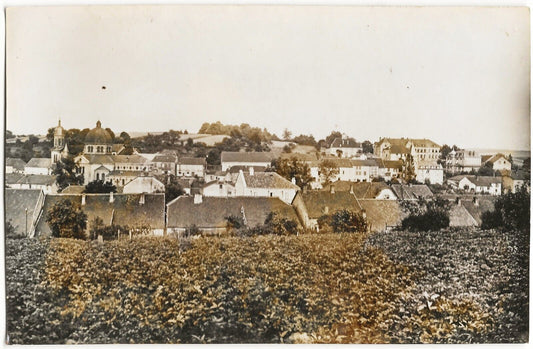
[242,172,300,190]
[391,184,434,200]
[358,200,402,231]
[309,158,354,168]
[221,152,275,163]
[322,181,393,199]
[390,144,410,154]
[112,155,147,164]
[179,157,206,165]
[108,170,142,177]
[351,159,379,167]
[85,121,113,144]
[5,189,44,236]
[382,160,403,169]
[25,158,51,168]
[461,197,497,225]
[301,191,361,218]
[483,153,508,164]
[35,193,166,236]
[449,204,478,227]
[329,137,362,148]
[152,154,177,163]
[279,153,319,162]
[167,196,299,229]
[61,185,85,194]
[410,138,440,148]
[6,158,26,170]
[228,165,267,174]
[5,173,24,184]
[466,176,501,187]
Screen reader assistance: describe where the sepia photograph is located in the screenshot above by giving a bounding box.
[3,4,530,344]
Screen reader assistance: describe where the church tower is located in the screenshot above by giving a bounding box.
[51,119,68,163]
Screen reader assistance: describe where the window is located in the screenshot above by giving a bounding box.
[219,184,223,189]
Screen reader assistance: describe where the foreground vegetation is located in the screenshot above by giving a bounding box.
[6,228,528,344]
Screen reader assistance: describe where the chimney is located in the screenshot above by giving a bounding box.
[291,177,296,185]
[456,197,461,206]
[81,194,86,206]
[349,184,354,194]
[249,167,254,176]
[139,193,145,205]
[109,192,114,203]
[324,206,329,214]
[473,196,479,206]
[362,209,367,220]
[330,184,335,194]
[194,194,203,204]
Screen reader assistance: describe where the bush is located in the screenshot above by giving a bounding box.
[481,185,530,231]
[238,212,300,236]
[400,197,451,232]
[184,224,201,237]
[318,209,368,234]
[45,199,88,239]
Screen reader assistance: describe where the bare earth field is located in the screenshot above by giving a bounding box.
[6,228,528,344]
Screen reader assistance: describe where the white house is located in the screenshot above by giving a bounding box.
[176,157,206,178]
[376,159,403,181]
[220,152,274,171]
[327,136,362,158]
[415,162,444,185]
[458,176,502,195]
[202,180,236,197]
[6,174,58,194]
[482,153,512,173]
[234,168,299,205]
[446,149,482,174]
[25,158,52,175]
[123,176,165,194]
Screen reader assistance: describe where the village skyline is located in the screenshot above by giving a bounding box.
[6,6,530,151]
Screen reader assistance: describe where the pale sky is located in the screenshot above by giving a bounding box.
[6,5,531,150]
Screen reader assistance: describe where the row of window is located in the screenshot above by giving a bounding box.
[87,145,112,153]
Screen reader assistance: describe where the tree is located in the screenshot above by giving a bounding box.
[508,154,513,165]
[163,174,185,203]
[272,157,313,189]
[119,131,131,142]
[440,144,452,159]
[404,154,416,183]
[292,134,317,147]
[522,157,530,171]
[85,180,117,194]
[329,209,368,233]
[478,162,494,176]
[362,140,374,154]
[264,212,298,235]
[282,128,292,141]
[54,156,84,191]
[5,130,14,139]
[46,199,88,239]
[225,215,245,233]
[319,159,340,185]
[89,217,105,240]
[400,196,451,232]
[481,185,530,231]
[325,131,342,147]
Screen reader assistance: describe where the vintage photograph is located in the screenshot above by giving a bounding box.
[4,5,530,344]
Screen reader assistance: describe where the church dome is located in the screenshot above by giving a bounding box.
[85,121,112,144]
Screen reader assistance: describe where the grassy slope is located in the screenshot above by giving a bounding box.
[5,228,529,344]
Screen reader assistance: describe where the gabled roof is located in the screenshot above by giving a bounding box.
[391,184,434,200]
[382,160,404,169]
[6,158,26,170]
[123,176,165,191]
[358,199,403,231]
[351,159,379,167]
[77,154,115,164]
[390,144,410,154]
[410,138,440,148]
[221,151,275,163]
[179,157,206,165]
[108,170,142,177]
[329,137,362,149]
[449,204,478,227]
[5,189,44,236]
[279,153,319,162]
[462,176,501,187]
[5,173,24,184]
[61,185,85,194]
[242,172,300,190]
[152,154,177,163]
[309,158,354,168]
[167,196,299,228]
[25,158,51,168]
[35,193,166,236]
[20,175,56,185]
[461,197,497,225]
[482,153,509,164]
[301,191,361,218]
[349,182,394,199]
[112,155,147,164]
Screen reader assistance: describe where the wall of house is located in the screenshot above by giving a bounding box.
[25,167,50,175]
[493,158,511,171]
[416,168,443,185]
[222,161,271,171]
[177,164,205,177]
[328,147,361,158]
[123,180,165,194]
[203,183,235,197]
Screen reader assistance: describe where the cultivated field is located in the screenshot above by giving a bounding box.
[5,228,528,344]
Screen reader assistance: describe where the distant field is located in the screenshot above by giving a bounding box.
[6,228,528,344]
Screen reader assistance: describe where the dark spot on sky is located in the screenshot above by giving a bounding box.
[102,86,106,90]
[407,86,410,89]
